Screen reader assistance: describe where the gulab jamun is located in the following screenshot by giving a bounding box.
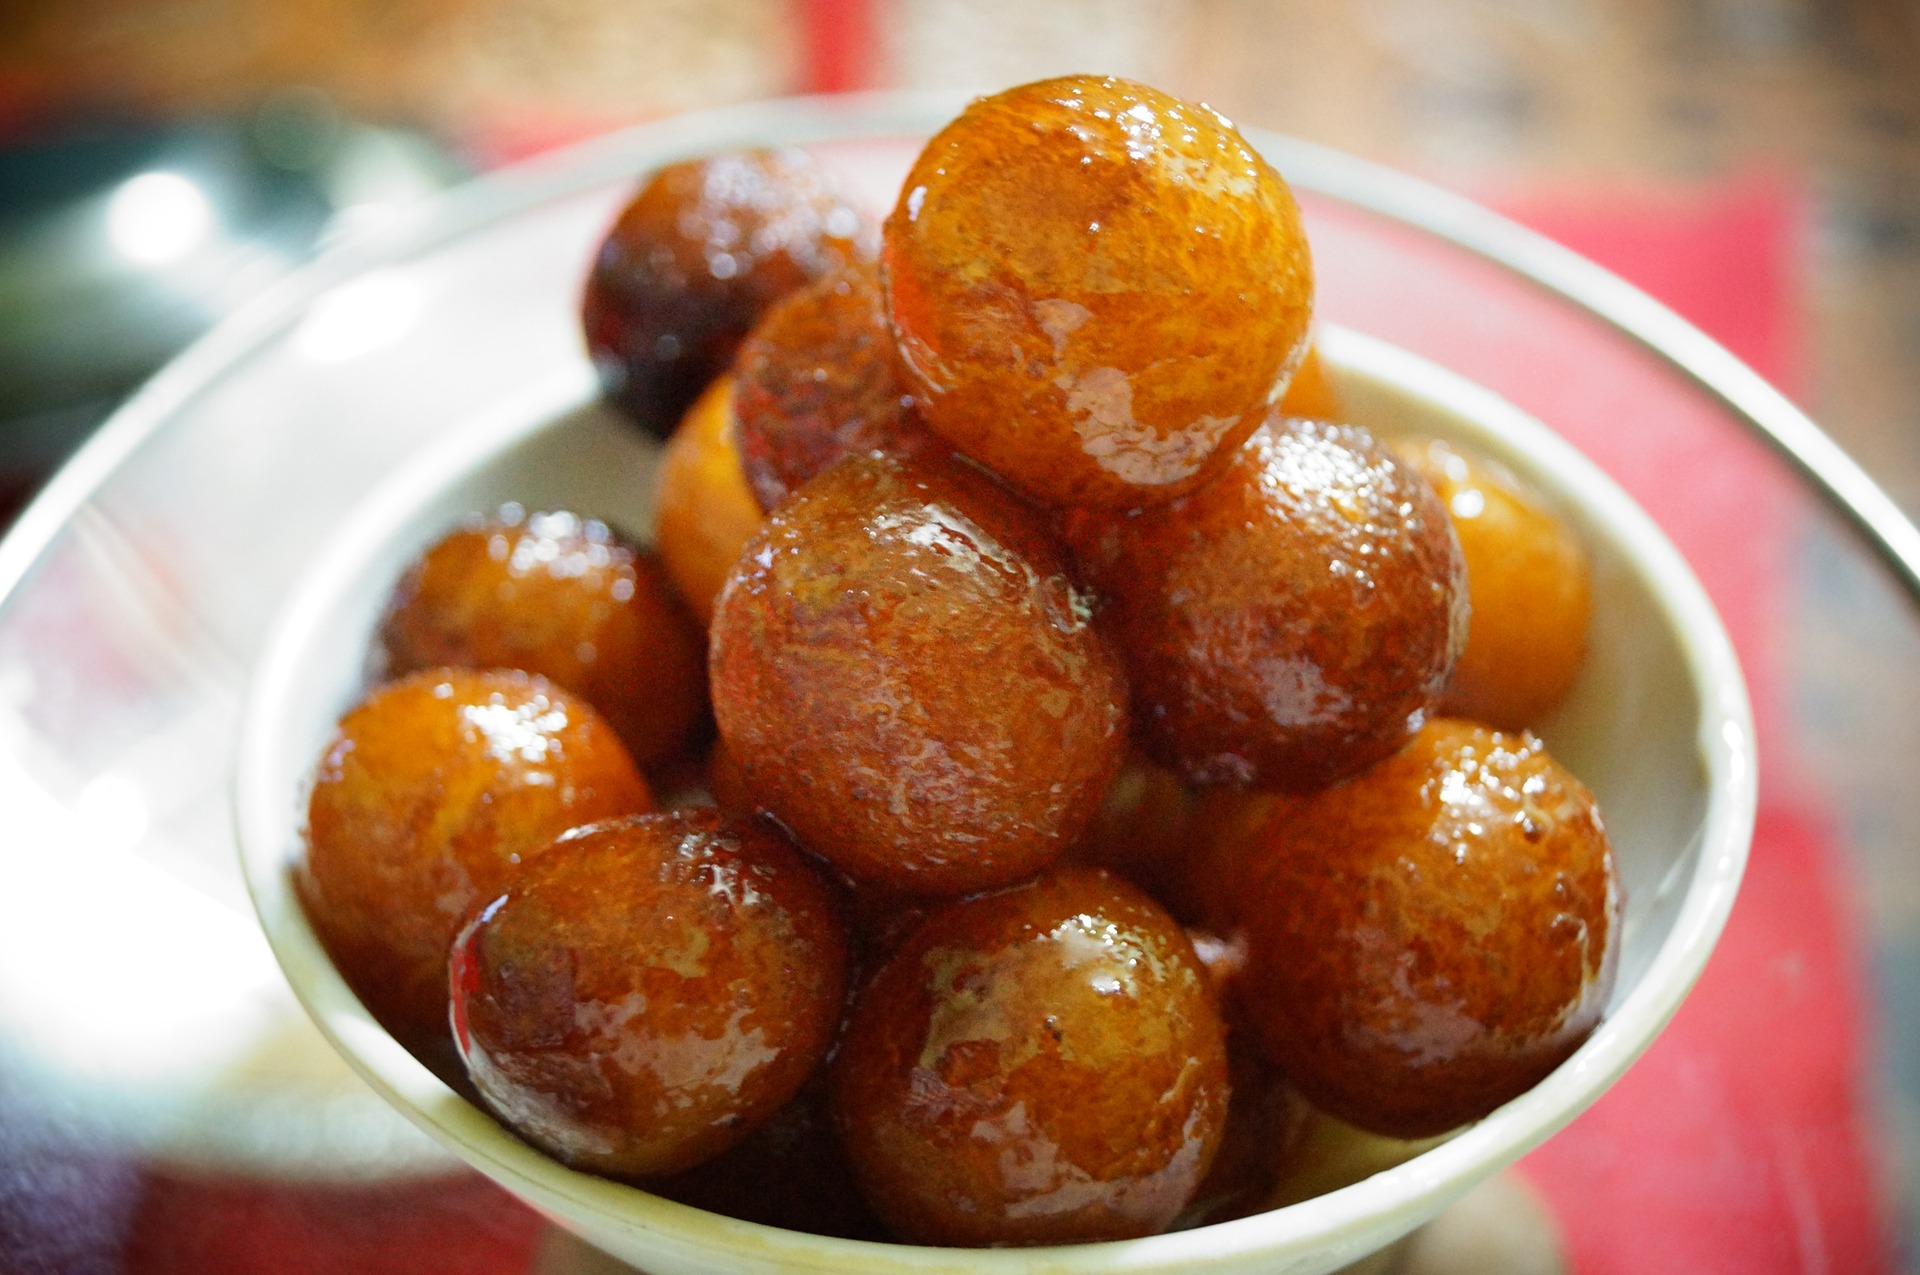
[298,669,653,1076]
[449,809,849,1178]
[1394,436,1593,729]
[583,149,877,436]
[883,75,1313,509]
[1276,340,1342,421]
[378,507,706,771]
[1065,416,1467,790]
[731,259,931,511]
[710,449,1128,896]
[831,866,1231,1245]
[1220,719,1619,1138]
[653,379,765,626]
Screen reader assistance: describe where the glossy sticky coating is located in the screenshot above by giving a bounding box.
[883,75,1313,509]
[1220,719,1619,1138]
[450,810,849,1179]
[582,149,877,436]
[731,259,933,511]
[297,669,652,1078]
[654,379,765,626]
[1065,416,1467,790]
[709,449,1128,896]
[1394,436,1594,728]
[378,507,706,770]
[830,867,1231,1246]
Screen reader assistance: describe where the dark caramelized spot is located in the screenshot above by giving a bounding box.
[731,259,935,511]
[450,810,848,1178]
[1218,719,1619,1138]
[1065,416,1467,790]
[830,867,1231,1246]
[297,669,652,1080]
[379,507,706,771]
[709,449,1128,896]
[884,75,1313,510]
[583,149,878,436]
[1394,436,1593,728]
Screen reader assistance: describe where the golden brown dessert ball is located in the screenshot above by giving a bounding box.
[1064,749,1201,902]
[1218,719,1618,1139]
[709,449,1128,897]
[646,1078,887,1240]
[883,75,1314,510]
[830,867,1231,1246]
[1176,1041,1307,1229]
[378,507,706,771]
[297,669,652,1078]
[449,809,849,1179]
[1277,340,1342,420]
[1065,416,1467,790]
[1394,436,1593,728]
[583,149,878,436]
[731,259,934,511]
[653,379,765,626]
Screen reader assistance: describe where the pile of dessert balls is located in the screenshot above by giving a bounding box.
[297,76,1615,1248]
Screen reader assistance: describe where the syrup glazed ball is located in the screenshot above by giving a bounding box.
[1063,749,1201,902]
[731,259,934,512]
[1394,436,1594,728]
[1277,339,1343,421]
[298,669,652,1077]
[648,1077,887,1241]
[831,867,1231,1246]
[884,75,1313,510]
[1220,719,1619,1139]
[653,379,764,625]
[710,449,1128,896]
[449,810,849,1179]
[582,149,878,436]
[378,507,706,770]
[1065,416,1467,790]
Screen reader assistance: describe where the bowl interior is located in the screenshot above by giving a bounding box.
[234,324,1753,1275]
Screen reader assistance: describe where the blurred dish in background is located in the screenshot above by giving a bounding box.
[0,91,466,520]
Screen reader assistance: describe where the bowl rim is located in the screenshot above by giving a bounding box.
[232,303,1756,1268]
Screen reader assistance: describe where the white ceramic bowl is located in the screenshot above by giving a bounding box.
[235,299,1754,1272]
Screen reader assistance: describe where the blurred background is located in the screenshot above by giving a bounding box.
[3,0,1917,515]
[3,2,1919,1272]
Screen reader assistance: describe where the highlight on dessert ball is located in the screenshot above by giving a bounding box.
[293,72,1616,1250]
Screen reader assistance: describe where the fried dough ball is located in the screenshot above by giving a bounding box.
[1276,340,1342,420]
[378,507,705,770]
[583,149,878,436]
[1064,749,1201,901]
[1065,417,1467,790]
[731,259,934,511]
[710,449,1128,896]
[449,810,848,1179]
[653,379,764,625]
[831,867,1231,1246]
[1394,436,1593,728]
[298,670,652,1078]
[883,75,1313,510]
[1175,1041,1308,1229]
[646,1078,887,1240]
[1218,719,1618,1139]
